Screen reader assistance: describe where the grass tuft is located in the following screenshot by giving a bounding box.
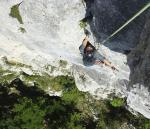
[79,20,87,29]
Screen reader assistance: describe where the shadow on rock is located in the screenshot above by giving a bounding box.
[127,12,150,90]
[83,0,149,54]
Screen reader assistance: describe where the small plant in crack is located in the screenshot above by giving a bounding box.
[19,27,26,33]
[79,20,87,29]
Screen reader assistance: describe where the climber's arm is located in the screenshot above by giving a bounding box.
[103,59,112,67]
[94,59,118,71]
[103,59,118,71]
[82,36,89,47]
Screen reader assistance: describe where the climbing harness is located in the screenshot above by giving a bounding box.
[94,2,150,49]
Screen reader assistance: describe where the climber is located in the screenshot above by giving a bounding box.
[79,36,118,70]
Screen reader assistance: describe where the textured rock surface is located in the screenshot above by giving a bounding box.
[0,0,85,64]
[0,0,149,118]
[85,0,149,52]
[127,13,150,118]
[128,13,150,88]
[82,0,150,118]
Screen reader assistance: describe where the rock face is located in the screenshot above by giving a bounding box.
[127,13,150,118]
[0,0,85,64]
[128,13,150,88]
[76,0,150,118]
[81,0,150,118]
[0,0,150,118]
[85,0,149,52]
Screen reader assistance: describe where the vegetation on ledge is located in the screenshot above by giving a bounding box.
[79,20,87,29]
[110,97,125,107]
[0,74,150,129]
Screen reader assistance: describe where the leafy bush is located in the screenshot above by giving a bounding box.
[110,97,125,107]
[144,120,150,129]
[9,3,23,24]
[0,75,150,129]
[12,97,46,129]
[0,78,87,129]
[79,20,87,29]
[50,75,75,91]
[62,87,82,104]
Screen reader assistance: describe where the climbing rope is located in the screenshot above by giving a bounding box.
[95,2,150,49]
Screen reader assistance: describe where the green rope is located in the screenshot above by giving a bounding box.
[100,2,150,45]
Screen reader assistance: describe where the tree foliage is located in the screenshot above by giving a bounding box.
[0,76,150,129]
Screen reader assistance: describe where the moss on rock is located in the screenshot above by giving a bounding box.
[9,2,23,24]
[19,27,26,33]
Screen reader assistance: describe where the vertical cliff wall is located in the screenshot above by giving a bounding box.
[81,0,150,118]
[126,13,150,117]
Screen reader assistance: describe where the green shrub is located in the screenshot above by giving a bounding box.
[144,120,150,129]
[12,97,46,129]
[62,88,82,104]
[9,3,23,24]
[22,74,52,90]
[50,75,75,91]
[0,73,150,129]
[96,113,107,129]
[110,98,125,107]
[79,20,87,29]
